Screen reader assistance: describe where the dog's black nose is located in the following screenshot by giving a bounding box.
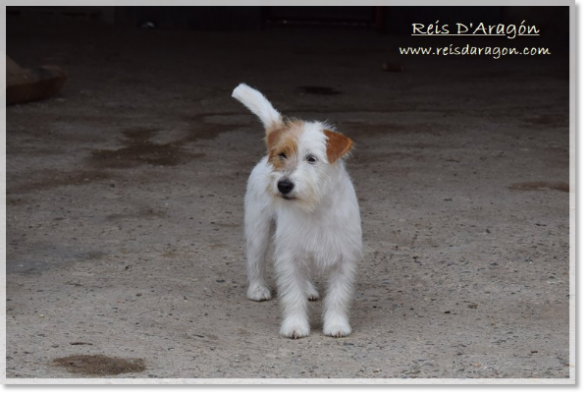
[278,179,294,194]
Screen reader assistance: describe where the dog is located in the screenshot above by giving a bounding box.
[232,83,362,338]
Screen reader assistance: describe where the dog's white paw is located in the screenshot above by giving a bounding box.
[280,317,310,339]
[323,319,352,338]
[247,283,272,301]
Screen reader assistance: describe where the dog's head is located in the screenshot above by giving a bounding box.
[232,83,353,211]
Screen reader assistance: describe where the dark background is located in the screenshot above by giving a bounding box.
[7,6,568,38]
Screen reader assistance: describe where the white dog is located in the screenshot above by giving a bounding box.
[232,83,362,338]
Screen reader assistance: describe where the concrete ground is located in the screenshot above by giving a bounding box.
[6,17,570,379]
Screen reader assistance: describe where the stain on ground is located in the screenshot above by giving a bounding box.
[7,170,112,195]
[90,115,248,168]
[77,251,107,260]
[183,112,249,141]
[298,86,341,96]
[6,197,26,205]
[343,121,446,137]
[509,181,569,193]
[90,127,195,168]
[215,222,241,228]
[106,207,167,221]
[523,114,569,128]
[352,151,422,164]
[9,114,247,195]
[53,354,146,376]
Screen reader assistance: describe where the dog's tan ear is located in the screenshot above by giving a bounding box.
[324,130,353,163]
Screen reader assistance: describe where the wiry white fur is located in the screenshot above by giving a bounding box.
[235,84,362,339]
[232,83,283,130]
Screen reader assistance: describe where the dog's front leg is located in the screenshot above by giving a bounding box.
[275,253,310,339]
[323,260,356,337]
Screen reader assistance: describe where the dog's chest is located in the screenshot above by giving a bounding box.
[274,207,360,264]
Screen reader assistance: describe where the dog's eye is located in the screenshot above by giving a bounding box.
[278,152,287,159]
[306,155,317,164]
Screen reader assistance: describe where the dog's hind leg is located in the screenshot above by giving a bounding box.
[244,187,273,302]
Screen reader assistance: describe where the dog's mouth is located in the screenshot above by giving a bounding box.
[281,194,296,201]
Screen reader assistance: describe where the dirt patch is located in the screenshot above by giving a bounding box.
[6,197,27,205]
[53,354,146,376]
[89,117,247,168]
[352,151,422,164]
[343,122,445,137]
[106,207,168,221]
[215,222,241,228]
[7,170,112,195]
[77,251,107,260]
[183,113,249,141]
[523,114,569,128]
[89,127,194,168]
[509,181,569,193]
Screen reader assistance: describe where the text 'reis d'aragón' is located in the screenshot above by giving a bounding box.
[412,20,540,40]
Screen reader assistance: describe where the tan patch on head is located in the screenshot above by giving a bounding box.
[266,120,304,170]
[324,130,353,163]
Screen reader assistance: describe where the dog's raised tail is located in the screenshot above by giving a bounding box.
[232,83,282,130]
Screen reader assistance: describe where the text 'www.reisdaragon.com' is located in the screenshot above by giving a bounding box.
[398,44,552,59]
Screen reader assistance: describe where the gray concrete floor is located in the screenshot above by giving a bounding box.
[6,18,570,379]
